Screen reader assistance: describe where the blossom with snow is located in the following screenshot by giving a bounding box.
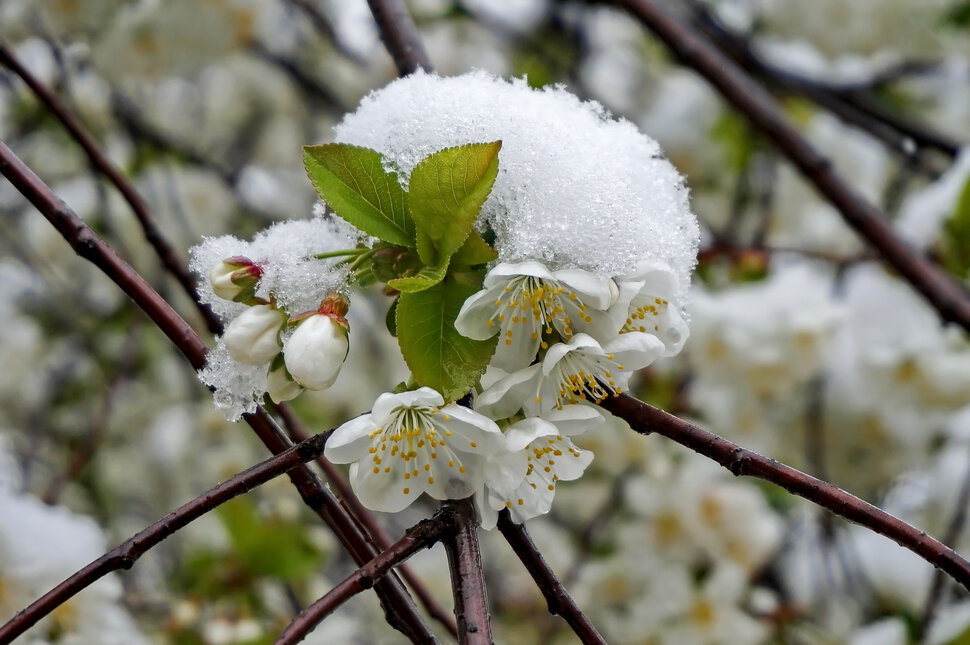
[323,388,503,513]
[208,256,263,303]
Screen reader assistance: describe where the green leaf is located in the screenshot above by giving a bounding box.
[387,261,449,293]
[408,141,502,264]
[303,144,413,246]
[941,175,970,279]
[452,230,498,266]
[396,278,497,401]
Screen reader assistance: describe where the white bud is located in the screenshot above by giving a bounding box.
[208,257,261,302]
[283,314,349,390]
[222,304,285,365]
[267,363,304,403]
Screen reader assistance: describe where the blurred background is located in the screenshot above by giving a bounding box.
[1,0,970,643]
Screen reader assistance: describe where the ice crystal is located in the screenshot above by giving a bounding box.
[197,342,267,422]
[332,70,699,304]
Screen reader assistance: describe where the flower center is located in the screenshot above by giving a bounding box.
[623,296,668,334]
[366,406,467,489]
[488,276,593,347]
[551,350,624,407]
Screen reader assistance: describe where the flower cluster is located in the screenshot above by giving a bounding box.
[190,72,697,524]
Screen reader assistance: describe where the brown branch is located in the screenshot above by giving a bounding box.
[686,5,960,164]
[275,511,459,645]
[599,394,970,593]
[0,431,331,643]
[610,0,970,334]
[366,0,432,75]
[274,403,460,638]
[0,140,436,644]
[0,40,223,335]
[496,512,608,644]
[442,498,493,644]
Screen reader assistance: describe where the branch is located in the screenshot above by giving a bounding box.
[274,403,460,638]
[0,140,436,644]
[442,498,493,644]
[275,511,458,645]
[610,0,970,334]
[0,40,223,335]
[366,0,432,75]
[686,5,961,163]
[599,394,970,593]
[0,431,331,643]
[496,513,607,644]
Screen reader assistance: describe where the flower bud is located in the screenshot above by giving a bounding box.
[267,358,304,403]
[223,304,285,365]
[209,256,262,303]
[283,310,350,391]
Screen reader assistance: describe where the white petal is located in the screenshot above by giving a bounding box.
[454,287,502,341]
[483,261,553,287]
[504,417,559,452]
[350,460,417,513]
[490,314,542,372]
[223,305,284,365]
[542,405,605,437]
[483,449,529,498]
[552,268,615,310]
[324,414,378,464]
[475,488,500,530]
[603,332,666,371]
[436,405,503,453]
[542,334,602,376]
[372,388,443,420]
[475,364,542,420]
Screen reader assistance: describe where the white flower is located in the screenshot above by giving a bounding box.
[476,332,665,419]
[617,261,689,356]
[476,406,600,529]
[324,388,503,513]
[455,261,622,372]
[283,313,349,391]
[222,304,285,366]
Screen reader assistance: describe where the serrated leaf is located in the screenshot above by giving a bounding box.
[387,261,449,293]
[304,144,413,246]
[385,297,399,336]
[397,279,497,401]
[942,175,970,279]
[452,230,497,266]
[408,141,502,264]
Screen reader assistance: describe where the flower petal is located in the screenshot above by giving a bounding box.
[542,405,605,437]
[324,414,378,464]
[475,364,542,420]
[454,286,502,341]
[372,388,444,421]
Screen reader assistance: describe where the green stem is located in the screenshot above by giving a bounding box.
[314,248,366,260]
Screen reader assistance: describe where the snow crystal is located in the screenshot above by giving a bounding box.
[332,70,699,304]
[197,342,268,422]
[189,211,363,320]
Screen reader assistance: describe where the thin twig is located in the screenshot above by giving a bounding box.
[366,0,432,75]
[686,6,959,168]
[497,512,607,644]
[918,446,970,641]
[274,403,460,638]
[0,431,332,643]
[610,0,970,334]
[0,40,223,335]
[275,510,459,645]
[442,498,493,644]
[599,394,970,593]
[0,140,436,644]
